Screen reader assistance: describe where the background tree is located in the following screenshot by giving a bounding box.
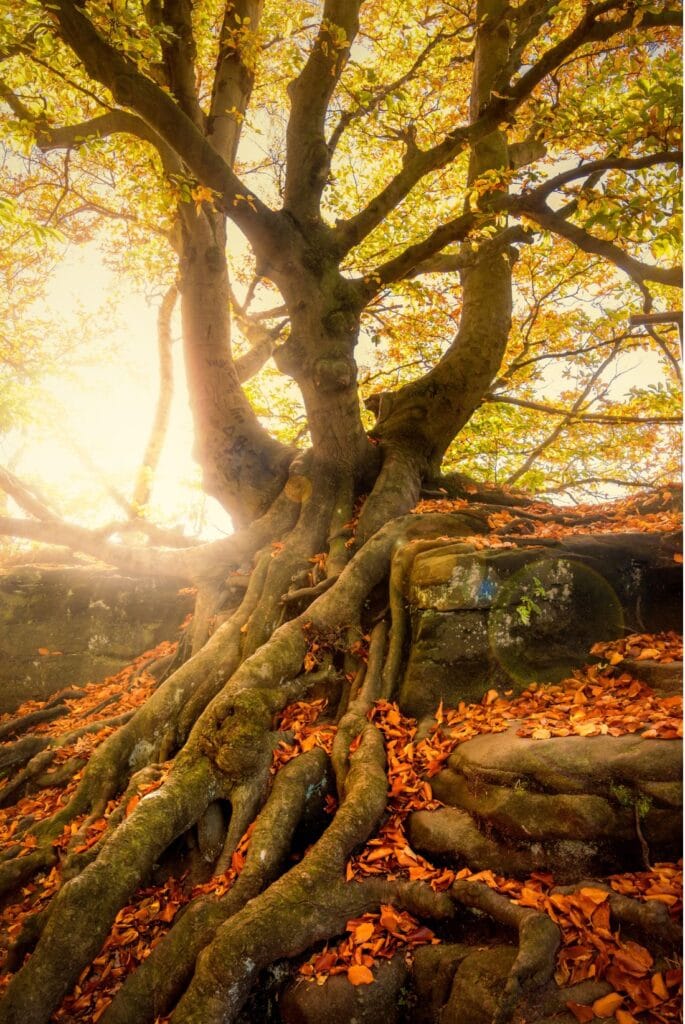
[0,1,681,1022]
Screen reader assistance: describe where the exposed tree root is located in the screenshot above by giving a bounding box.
[451,880,560,1024]
[103,747,330,1023]
[0,756,217,1023]
[553,880,682,949]
[0,493,681,1024]
[168,723,453,1024]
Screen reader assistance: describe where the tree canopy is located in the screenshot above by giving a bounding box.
[0,3,682,1024]
[0,0,681,525]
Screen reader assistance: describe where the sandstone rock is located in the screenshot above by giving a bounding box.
[407,807,613,881]
[430,771,632,841]
[420,727,682,869]
[398,532,681,715]
[447,727,682,794]
[0,565,191,712]
[620,659,682,694]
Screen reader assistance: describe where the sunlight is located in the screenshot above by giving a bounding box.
[8,244,233,539]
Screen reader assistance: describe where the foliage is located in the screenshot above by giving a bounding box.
[0,0,681,509]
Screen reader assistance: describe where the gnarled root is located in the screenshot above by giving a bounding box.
[451,880,561,1024]
[103,747,330,1024]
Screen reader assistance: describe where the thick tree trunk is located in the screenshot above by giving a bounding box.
[178,206,293,524]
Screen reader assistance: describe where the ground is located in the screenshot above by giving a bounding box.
[0,492,681,1024]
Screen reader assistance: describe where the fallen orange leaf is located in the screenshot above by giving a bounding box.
[347,964,374,985]
[567,1002,595,1022]
[593,992,623,1016]
[352,922,375,943]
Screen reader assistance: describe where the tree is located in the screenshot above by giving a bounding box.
[0,2,681,1022]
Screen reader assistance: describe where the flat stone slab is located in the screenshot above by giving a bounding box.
[420,727,682,867]
[446,726,682,794]
[0,565,191,712]
[620,659,682,695]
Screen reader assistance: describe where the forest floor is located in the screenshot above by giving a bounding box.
[0,491,681,1024]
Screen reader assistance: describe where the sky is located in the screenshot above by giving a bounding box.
[4,245,235,539]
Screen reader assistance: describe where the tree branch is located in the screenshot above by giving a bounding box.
[35,109,182,175]
[228,293,289,383]
[0,79,34,121]
[507,198,682,288]
[327,25,464,156]
[284,0,362,221]
[504,339,622,486]
[207,0,264,166]
[539,476,662,494]
[332,0,682,255]
[364,210,478,291]
[530,150,682,199]
[485,392,682,424]
[404,225,534,280]
[39,0,287,258]
[0,467,57,522]
[158,0,204,128]
[132,282,178,511]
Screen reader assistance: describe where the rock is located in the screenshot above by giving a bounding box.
[420,727,682,869]
[407,547,537,611]
[398,532,681,715]
[407,807,613,881]
[431,771,632,841]
[0,565,192,712]
[408,807,543,876]
[398,609,510,720]
[446,727,682,794]
[620,659,682,694]
[279,955,409,1024]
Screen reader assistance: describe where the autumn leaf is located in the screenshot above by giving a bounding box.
[567,1002,595,1022]
[615,1011,639,1024]
[592,992,624,1016]
[352,922,375,943]
[347,964,374,985]
[125,795,140,817]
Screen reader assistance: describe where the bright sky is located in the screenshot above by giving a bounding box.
[6,245,234,539]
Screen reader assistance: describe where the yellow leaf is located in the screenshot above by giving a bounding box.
[567,1003,595,1023]
[125,795,140,817]
[637,648,660,661]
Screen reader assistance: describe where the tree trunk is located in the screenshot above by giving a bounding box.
[178,205,292,524]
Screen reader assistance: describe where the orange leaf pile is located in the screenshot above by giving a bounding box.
[49,819,257,1020]
[298,905,438,984]
[411,488,682,543]
[0,640,178,743]
[453,866,683,1024]
[50,875,190,1023]
[591,632,683,666]
[272,699,336,772]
